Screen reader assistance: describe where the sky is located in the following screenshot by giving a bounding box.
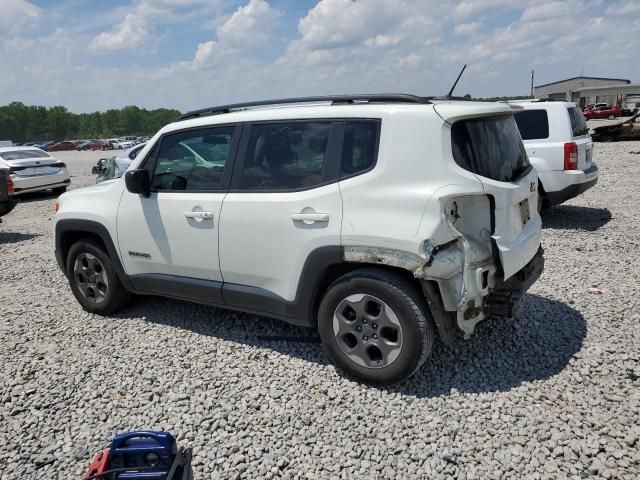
[1,0,639,113]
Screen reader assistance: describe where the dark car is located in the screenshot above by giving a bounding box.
[48,141,77,151]
[75,141,92,150]
[90,140,113,151]
[0,167,17,222]
[584,105,621,120]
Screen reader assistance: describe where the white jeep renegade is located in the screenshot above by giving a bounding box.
[54,94,544,384]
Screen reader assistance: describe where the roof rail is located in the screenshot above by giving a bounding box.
[422,96,472,101]
[504,98,564,103]
[177,94,431,121]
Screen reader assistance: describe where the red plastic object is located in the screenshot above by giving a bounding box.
[83,449,110,480]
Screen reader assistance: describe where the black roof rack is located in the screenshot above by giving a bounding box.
[177,94,431,121]
[422,96,472,101]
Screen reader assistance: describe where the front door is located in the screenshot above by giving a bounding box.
[117,125,240,286]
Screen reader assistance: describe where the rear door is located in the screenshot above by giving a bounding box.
[218,120,343,307]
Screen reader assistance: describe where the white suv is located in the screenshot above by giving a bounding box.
[54,94,544,384]
[509,100,599,208]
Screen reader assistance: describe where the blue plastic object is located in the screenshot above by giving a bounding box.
[109,431,177,480]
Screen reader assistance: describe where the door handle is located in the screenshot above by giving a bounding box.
[290,212,330,223]
[184,211,213,219]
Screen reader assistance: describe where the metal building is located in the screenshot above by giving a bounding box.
[534,76,630,105]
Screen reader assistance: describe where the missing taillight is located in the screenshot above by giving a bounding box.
[564,142,578,170]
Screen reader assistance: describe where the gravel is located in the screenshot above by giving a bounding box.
[1,145,639,479]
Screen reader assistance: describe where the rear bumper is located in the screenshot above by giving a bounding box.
[485,246,545,319]
[539,164,599,206]
[0,198,17,218]
[13,174,71,194]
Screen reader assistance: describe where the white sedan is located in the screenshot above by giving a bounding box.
[0,147,71,195]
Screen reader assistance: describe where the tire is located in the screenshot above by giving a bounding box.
[66,238,132,314]
[317,268,435,384]
[608,114,615,120]
[53,186,67,195]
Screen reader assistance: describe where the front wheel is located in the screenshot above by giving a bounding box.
[52,186,67,195]
[66,238,132,314]
[317,268,435,384]
[608,114,615,120]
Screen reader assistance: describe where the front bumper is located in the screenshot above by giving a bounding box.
[485,246,545,319]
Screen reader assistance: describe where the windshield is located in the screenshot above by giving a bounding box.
[451,114,530,182]
[567,107,589,137]
[0,149,51,160]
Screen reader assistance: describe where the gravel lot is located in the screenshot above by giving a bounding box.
[1,145,639,479]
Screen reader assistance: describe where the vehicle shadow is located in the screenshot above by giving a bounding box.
[541,205,611,231]
[0,232,39,244]
[118,293,584,398]
[392,294,586,398]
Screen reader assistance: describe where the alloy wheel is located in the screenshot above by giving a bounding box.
[332,294,403,368]
[73,252,109,304]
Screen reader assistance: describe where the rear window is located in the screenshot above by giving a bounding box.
[451,115,530,182]
[0,149,50,160]
[514,109,549,140]
[567,107,588,137]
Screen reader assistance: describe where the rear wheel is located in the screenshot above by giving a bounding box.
[66,239,131,314]
[318,268,435,384]
[53,186,67,195]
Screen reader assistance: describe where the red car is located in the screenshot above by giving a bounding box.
[583,105,621,120]
[90,140,113,151]
[48,141,77,151]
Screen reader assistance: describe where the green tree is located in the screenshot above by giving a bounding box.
[0,102,182,142]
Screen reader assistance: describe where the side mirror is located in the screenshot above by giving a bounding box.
[125,169,151,197]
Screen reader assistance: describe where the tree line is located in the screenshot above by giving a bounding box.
[0,102,182,143]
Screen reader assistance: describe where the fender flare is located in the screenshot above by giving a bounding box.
[54,219,134,291]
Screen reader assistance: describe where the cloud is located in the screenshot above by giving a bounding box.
[454,21,482,36]
[188,0,279,69]
[0,0,40,34]
[453,0,526,18]
[2,0,640,114]
[216,0,279,49]
[89,0,217,53]
[295,0,405,50]
[192,41,217,69]
[606,0,640,15]
[89,12,150,52]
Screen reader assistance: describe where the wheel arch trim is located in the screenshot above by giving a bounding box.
[54,219,134,290]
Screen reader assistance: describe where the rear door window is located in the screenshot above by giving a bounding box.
[513,110,549,140]
[567,107,589,137]
[341,120,379,177]
[451,114,530,182]
[240,122,331,190]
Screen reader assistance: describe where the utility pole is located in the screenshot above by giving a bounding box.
[530,70,535,98]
